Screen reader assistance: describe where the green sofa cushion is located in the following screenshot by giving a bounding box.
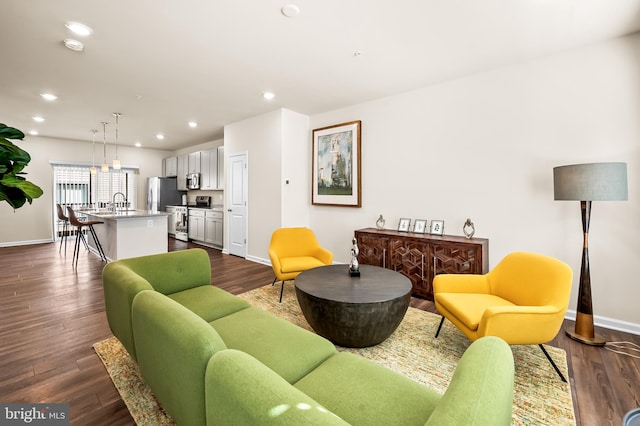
[206,349,350,425]
[168,285,250,322]
[115,248,212,294]
[294,352,441,425]
[132,290,227,426]
[210,307,336,384]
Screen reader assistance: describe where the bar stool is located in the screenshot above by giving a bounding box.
[56,204,70,254]
[66,206,107,267]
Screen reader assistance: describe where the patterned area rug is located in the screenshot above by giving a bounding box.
[94,283,576,425]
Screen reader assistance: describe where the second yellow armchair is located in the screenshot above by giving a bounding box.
[269,227,333,302]
[434,251,572,381]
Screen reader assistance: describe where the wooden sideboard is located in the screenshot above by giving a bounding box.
[354,228,489,300]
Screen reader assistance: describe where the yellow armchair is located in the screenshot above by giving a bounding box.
[434,251,572,381]
[268,227,333,302]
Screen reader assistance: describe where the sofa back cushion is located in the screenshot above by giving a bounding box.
[116,248,212,294]
[132,290,227,426]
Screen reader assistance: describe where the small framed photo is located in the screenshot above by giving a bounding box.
[430,220,445,235]
[397,218,411,232]
[413,219,427,233]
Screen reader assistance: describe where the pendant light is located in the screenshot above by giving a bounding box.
[101,121,109,172]
[90,129,98,175]
[112,112,122,170]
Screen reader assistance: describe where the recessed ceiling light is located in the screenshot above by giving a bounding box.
[135,142,142,148]
[65,21,93,36]
[32,116,46,123]
[29,130,39,136]
[156,134,164,140]
[188,121,198,128]
[64,39,84,52]
[263,92,275,100]
[40,93,58,101]
[281,4,300,18]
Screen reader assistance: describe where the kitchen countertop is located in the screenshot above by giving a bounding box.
[182,205,224,211]
[80,209,171,220]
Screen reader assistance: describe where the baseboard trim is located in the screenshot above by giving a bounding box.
[565,310,640,336]
[246,255,271,266]
[0,239,53,248]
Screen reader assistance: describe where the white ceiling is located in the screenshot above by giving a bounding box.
[2,0,640,150]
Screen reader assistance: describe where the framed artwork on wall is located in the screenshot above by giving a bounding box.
[312,121,362,207]
[430,220,445,235]
[413,219,427,233]
[398,218,411,232]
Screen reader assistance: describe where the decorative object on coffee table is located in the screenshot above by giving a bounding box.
[430,220,444,235]
[463,218,475,239]
[349,237,360,277]
[376,214,385,230]
[397,218,411,232]
[413,219,427,234]
[295,265,411,347]
[553,162,628,346]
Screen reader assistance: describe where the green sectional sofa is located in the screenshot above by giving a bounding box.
[102,249,515,426]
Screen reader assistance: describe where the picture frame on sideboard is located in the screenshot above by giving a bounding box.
[430,220,444,235]
[413,219,427,233]
[398,218,411,232]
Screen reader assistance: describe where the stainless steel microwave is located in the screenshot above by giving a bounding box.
[187,173,200,189]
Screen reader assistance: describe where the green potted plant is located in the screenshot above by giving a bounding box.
[0,123,43,209]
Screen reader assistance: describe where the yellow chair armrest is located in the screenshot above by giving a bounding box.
[479,305,566,344]
[433,274,490,294]
[312,247,333,265]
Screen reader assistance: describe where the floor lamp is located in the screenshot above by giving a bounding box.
[553,162,627,346]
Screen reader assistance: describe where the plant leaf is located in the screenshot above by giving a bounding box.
[0,123,25,140]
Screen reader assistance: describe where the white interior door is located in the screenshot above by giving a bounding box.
[227,153,247,257]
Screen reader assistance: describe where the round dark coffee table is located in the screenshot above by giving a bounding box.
[294,264,412,348]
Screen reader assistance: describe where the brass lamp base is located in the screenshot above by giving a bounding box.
[565,328,606,346]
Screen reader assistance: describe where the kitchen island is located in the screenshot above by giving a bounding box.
[81,209,170,261]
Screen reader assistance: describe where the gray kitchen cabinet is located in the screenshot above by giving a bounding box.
[177,154,188,190]
[188,151,201,174]
[188,209,205,241]
[163,156,177,177]
[216,146,224,189]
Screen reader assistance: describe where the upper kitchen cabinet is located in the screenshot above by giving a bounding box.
[188,151,201,174]
[163,156,178,177]
[177,154,188,190]
[217,146,224,189]
[200,147,225,190]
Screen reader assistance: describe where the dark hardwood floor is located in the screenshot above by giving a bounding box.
[0,240,638,425]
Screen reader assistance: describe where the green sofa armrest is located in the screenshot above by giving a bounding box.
[102,261,154,361]
[425,336,514,426]
[132,290,227,426]
[206,349,350,425]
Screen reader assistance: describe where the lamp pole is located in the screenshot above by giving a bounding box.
[565,200,605,346]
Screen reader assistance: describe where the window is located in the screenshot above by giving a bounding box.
[52,164,138,238]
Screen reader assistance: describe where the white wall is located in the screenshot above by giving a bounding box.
[281,109,311,227]
[309,33,640,329]
[0,136,172,245]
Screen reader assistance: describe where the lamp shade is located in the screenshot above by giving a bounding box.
[553,162,628,201]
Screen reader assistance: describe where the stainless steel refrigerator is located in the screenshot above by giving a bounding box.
[146,177,186,212]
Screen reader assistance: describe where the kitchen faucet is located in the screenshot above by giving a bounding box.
[112,192,127,212]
